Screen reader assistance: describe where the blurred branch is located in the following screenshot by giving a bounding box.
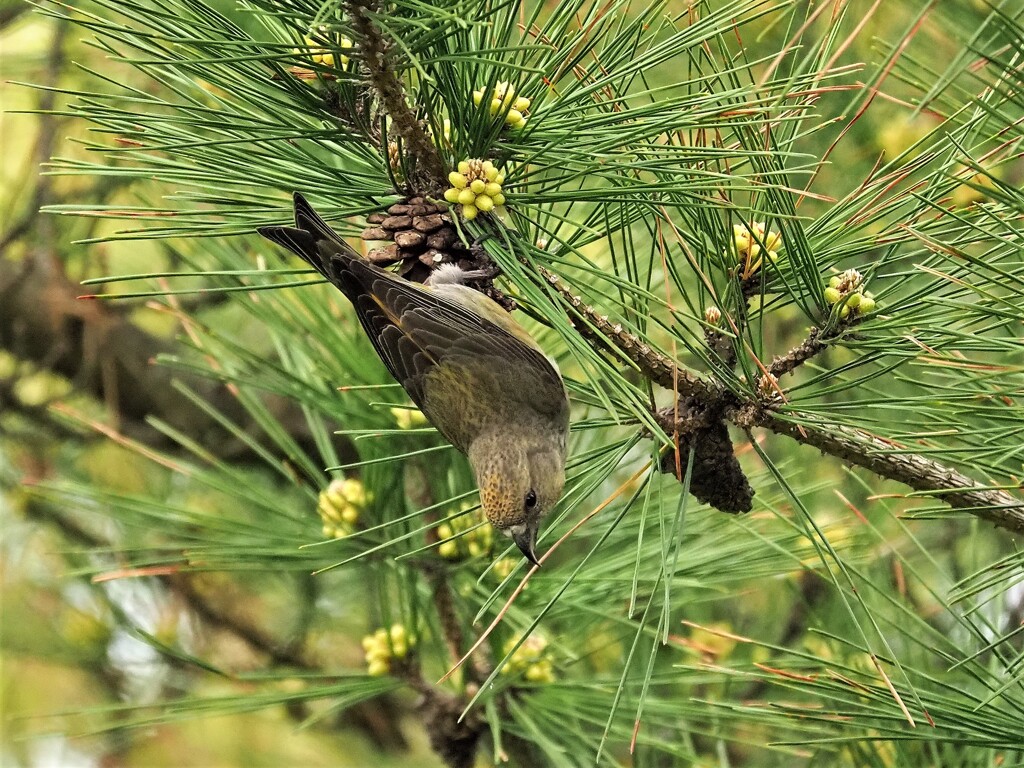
[20,497,409,750]
[0,251,334,464]
[1,16,65,251]
[404,474,489,768]
[0,20,338,467]
[0,4,30,30]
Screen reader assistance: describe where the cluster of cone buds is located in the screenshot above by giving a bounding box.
[824,269,876,318]
[390,406,428,430]
[317,477,369,539]
[732,221,782,278]
[362,624,412,677]
[490,556,518,581]
[444,159,506,220]
[294,26,352,68]
[501,633,556,684]
[757,371,781,401]
[473,81,530,129]
[436,508,493,560]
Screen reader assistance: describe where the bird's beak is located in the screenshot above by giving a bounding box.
[512,525,541,567]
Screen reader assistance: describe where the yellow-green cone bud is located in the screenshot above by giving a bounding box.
[446,158,507,221]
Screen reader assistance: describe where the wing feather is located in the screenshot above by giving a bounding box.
[259,193,568,448]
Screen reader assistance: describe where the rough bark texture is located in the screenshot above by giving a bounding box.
[753,413,1024,530]
[344,0,447,194]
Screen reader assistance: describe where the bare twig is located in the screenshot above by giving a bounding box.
[749,414,1024,530]
[768,326,829,378]
[538,266,719,401]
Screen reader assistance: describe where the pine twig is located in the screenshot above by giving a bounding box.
[768,326,829,378]
[344,0,447,193]
[538,266,719,401]
[749,415,1024,530]
[541,270,1024,533]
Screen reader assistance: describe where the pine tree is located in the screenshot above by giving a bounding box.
[13,0,1024,765]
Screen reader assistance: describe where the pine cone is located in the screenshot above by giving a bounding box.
[362,197,461,275]
[361,197,516,311]
[657,398,754,514]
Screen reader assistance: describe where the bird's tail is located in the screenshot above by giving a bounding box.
[257,192,360,282]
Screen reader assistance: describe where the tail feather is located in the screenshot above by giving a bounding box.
[292,191,353,254]
[258,192,360,283]
[256,223,314,261]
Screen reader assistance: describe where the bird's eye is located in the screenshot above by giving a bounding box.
[524,489,538,509]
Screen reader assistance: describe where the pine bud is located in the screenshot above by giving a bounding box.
[475,82,531,128]
[444,158,507,221]
[317,477,370,538]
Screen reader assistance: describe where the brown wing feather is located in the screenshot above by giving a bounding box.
[258,193,568,446]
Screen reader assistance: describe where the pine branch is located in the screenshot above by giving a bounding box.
[538,266,718,401]
[344,0,447,194]
[0,250,336,463]
[747,415,1024,530]
[768,326,830,378]
[543,271,1024,533]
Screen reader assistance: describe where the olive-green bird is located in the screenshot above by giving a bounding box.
[258,193,569,565]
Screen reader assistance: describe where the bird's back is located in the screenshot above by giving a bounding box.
[258,194,569,454]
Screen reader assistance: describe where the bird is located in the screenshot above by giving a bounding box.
[258,193,569,565]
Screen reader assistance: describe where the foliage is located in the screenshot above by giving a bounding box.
[3,0,1023,766]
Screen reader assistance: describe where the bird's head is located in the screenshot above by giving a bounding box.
[468,432,565,566]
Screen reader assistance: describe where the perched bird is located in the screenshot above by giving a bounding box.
[258,193,569,564]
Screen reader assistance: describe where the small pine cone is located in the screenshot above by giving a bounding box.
[382,215,413,231]
[360,197,465,284]
[427,229,457,250]
[413,213,445,232]
[367,245,400,266]
[359,196,513,310]
[394,230,426,249]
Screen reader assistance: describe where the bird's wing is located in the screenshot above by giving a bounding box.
[258,194,567,439]
[343,259,566,419]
